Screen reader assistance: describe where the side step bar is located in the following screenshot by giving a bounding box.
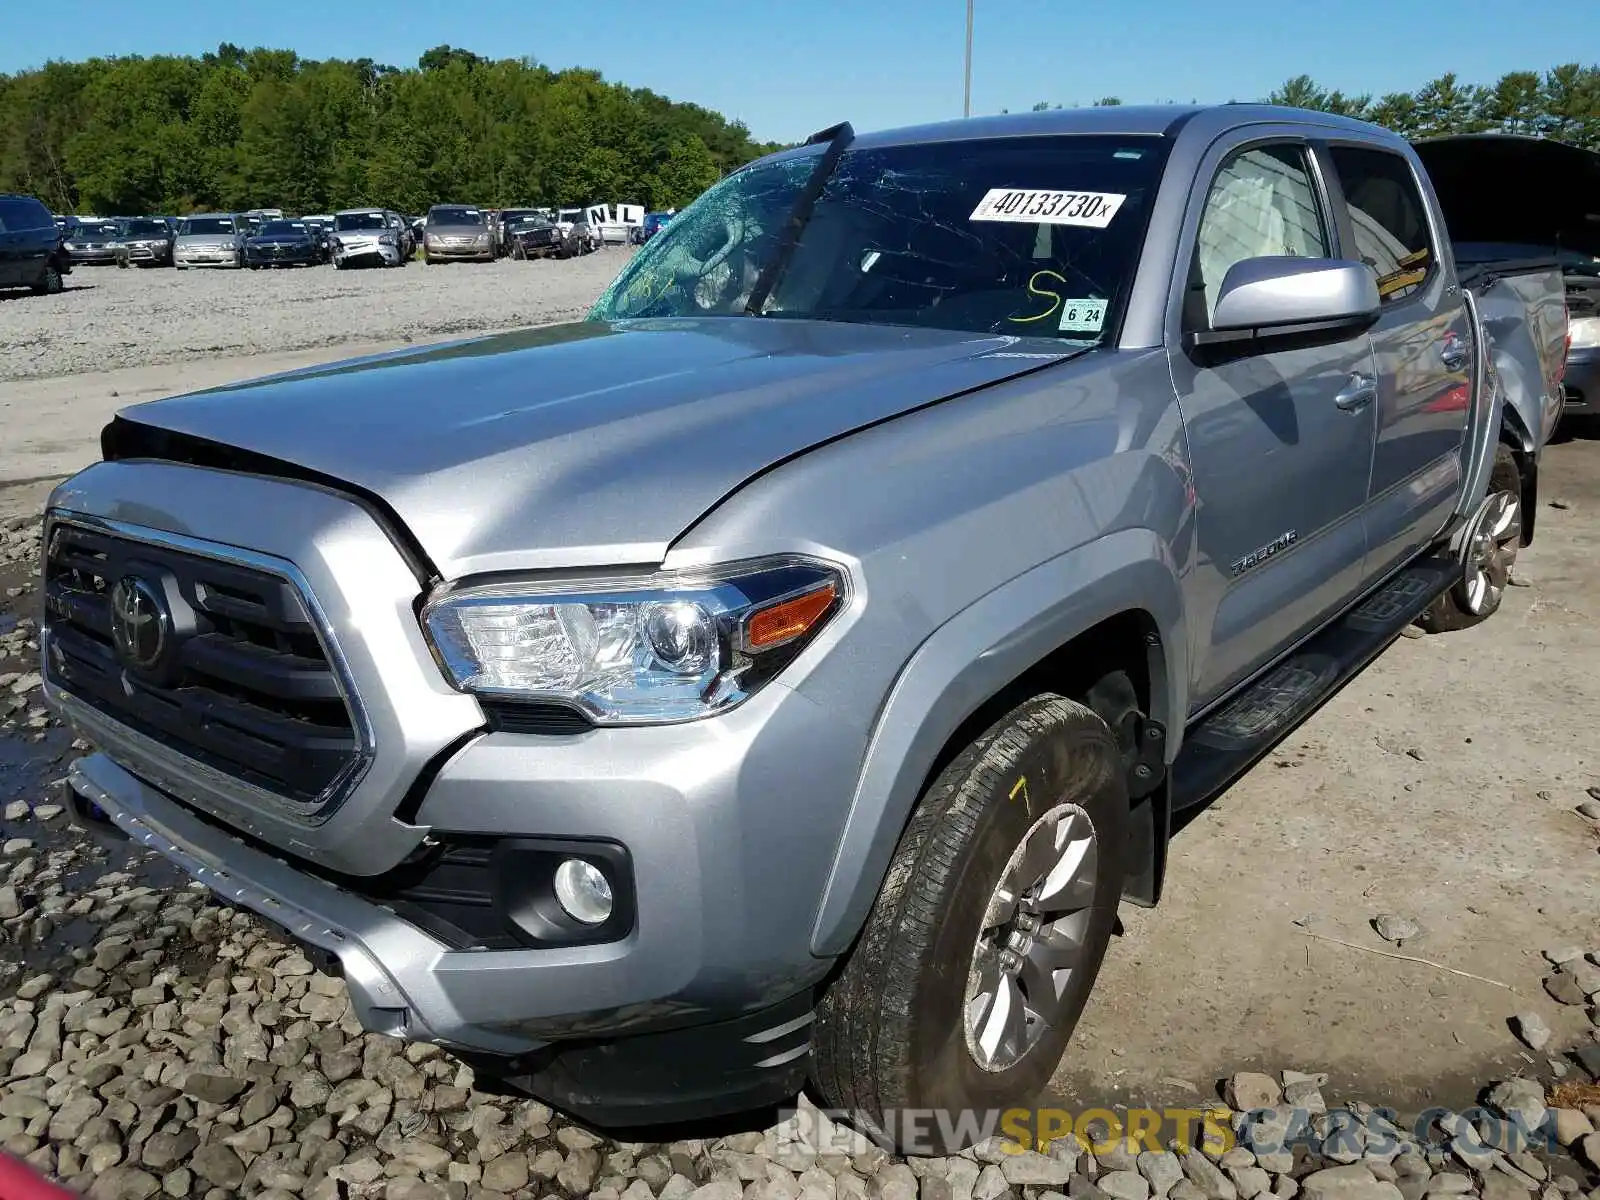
[1170,558,1456,813]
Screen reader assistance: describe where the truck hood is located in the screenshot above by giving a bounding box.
[109,318,1076,578]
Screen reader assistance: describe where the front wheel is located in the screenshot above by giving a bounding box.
[1418,444,1522,633]
[811,693,1127,1147]
[31,262,64,295]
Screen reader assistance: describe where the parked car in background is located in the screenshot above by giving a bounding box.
[506,216,576,260]
[554,208,597,254]
[332,208,407,269]
[1412,132,1598,433]
[495,209,549,256]
[0,192,71,294]
[585,202,643,246]
[633,210,674,244]
[422,205,494,263]
[63,219,120,265]
[174,214,244,269]
[389,211,416,259]
[111,217,176,267]
[1560,257,1599,422]
[244,219,325,269]
[300,217,336,263]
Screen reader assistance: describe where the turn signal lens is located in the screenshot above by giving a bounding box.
[745,582,838,650]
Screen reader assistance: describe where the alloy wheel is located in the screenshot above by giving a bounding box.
[1462,489,1520,615]
[963,803,1099,1072]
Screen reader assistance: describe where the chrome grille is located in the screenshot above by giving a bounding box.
[43,519,365,809]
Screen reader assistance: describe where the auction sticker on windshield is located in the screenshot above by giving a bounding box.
[969,189,1126,228]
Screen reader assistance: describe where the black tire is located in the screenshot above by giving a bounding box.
[31,262,64,295]
[811,693,1127,1148]
[1418,444,1522,634]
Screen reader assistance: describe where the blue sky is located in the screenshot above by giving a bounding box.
[5,0,1595,144]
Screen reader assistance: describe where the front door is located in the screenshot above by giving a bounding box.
[1323,143,1473,578]
[1168,138,1379,710]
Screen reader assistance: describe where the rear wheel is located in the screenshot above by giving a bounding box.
[812,693,1127,1148]
[1418,444,1522,633]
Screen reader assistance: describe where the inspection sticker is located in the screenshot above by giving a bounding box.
[969,189,1126,228]
[1058,298,1108,333]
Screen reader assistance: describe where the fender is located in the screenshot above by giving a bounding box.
[808,527,1187,957]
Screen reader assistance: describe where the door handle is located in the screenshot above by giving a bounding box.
[1334,373,1377,412]
[1439,340,1470,371]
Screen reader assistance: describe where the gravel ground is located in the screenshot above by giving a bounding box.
[0,252,632,382]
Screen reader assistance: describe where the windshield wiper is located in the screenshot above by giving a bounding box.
[744,120,854,316]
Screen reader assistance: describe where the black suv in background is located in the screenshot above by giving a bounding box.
[0,193,70,295]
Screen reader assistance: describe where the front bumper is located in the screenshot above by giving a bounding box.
[118,244,172,264]
[1562,347,1598,415]
[73,753,815,1123]
[246,246,320,266]
[514,237,563,258]
[425,240,494,261]
[67,249,117,265]
[335,241,401,267]
[176,249,241,267]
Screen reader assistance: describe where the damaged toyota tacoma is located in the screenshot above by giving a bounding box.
[44,106,1569,1139]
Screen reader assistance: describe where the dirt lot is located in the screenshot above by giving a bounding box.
[0,284,1597,1185]
[0,249,632,382]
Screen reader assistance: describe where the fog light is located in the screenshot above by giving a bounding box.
[553,858,613,924]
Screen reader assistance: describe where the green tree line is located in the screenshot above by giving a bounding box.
[1027,64,1599,149]
[0,43,786,217]
[1265,65,1600,146]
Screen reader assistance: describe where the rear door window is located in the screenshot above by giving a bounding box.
[1329,146,1434,305]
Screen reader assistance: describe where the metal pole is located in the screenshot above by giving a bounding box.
[963,0,974,118]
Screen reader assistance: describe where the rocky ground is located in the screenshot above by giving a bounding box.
[0,250,633,382]
[2,509,1599,1200]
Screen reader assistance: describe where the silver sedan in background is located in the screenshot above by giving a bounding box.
[422,205,494,263]
[332,208,407,269]
[174,214,244,268]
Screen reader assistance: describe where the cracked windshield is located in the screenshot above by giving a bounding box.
[592,135,1167,343]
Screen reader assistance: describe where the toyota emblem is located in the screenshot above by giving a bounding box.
[109,576,170,671]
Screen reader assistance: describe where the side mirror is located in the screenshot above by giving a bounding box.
[1192,257,1380,356]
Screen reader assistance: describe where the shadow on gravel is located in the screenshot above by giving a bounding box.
[1550,414,1600,443]
[0,543,190,988]
[0,284,95,302]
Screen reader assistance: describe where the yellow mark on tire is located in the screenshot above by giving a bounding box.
[1009,776,1030,806]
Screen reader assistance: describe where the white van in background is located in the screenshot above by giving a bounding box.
[586,203,644,246]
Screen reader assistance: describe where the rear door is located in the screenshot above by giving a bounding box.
[1322,143,1472,577]
[1168,132,1379,709]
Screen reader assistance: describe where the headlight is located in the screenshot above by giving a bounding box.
[1571,316,1600,351]
[379,234,395,246]
[422,557,845,724]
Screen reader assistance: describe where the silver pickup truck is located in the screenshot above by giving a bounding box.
[43,105,1566,1143]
